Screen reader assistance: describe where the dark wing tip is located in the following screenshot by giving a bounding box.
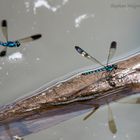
[111,41,117,49]
[75,46,80,51]
[31,34,42,40]
[75,46,83,54]
[1,20,7,27]
[0,51,6,57]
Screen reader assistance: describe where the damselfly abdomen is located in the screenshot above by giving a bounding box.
[82,64,118,75]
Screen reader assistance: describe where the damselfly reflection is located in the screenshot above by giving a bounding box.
[0,20,42,57]
[75,42,118,134]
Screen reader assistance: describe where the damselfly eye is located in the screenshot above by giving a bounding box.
[16,41,20,47]
[113,65,117,70]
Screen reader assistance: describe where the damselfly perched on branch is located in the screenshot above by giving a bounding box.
[75,41,118,87]
[74,42,139,134]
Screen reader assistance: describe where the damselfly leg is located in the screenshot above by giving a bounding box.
[83,105,99,121]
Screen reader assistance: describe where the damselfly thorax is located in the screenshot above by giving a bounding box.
[0,41,20,47]
[0,19,42,56]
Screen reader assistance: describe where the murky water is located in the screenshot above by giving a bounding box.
[0,0,140,139]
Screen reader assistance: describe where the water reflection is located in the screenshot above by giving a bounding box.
[8,52,23,62]
[24,2,30,12]
[33,0,69,14]
[75,14,95,28]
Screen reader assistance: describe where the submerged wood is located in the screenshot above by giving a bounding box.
[0,53,140,140]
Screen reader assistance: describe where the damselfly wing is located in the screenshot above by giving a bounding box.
[107,103,117,134]
[75,46,105,67]
[107,41,117,65]
[17,34,42,44]
[0,20,8,56]
[83,105,99,120]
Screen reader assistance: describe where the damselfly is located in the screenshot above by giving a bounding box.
[75,42,140,133]
[0,20,42,57]
[75,42,122,134]
[75,41,117,87]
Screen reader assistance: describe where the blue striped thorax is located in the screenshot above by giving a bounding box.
[0,41,20,47]
[82,64,117,75]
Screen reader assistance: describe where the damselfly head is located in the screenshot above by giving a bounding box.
[15,41,20,47]
[75,46,89,58]
[113,64,118,70]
